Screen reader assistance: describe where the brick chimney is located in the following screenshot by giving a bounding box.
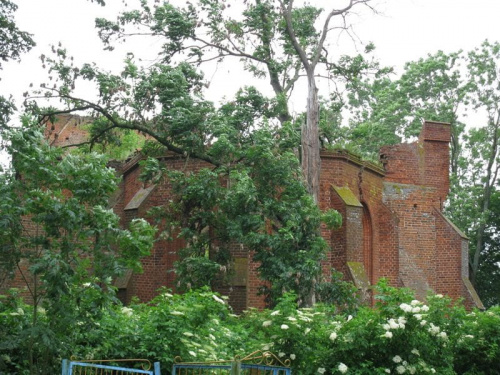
[418,120,451,207]
[380,120,451,209]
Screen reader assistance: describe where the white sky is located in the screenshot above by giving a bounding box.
[1,0,500,165]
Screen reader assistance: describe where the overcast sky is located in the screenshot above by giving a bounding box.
[3,0,500,110]
[1,0,500,165]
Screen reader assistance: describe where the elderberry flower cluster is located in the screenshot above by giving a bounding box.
[390,355,436,374]
[381,316,406,338]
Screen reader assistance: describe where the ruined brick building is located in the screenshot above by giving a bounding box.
[4,115,484,311]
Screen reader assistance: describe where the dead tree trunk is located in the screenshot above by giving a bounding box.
[302,73,321,204]
[279,0,363,306]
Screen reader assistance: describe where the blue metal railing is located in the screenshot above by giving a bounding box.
[62,351,291,375]
[172,351,292,375]
[62,359,161,375]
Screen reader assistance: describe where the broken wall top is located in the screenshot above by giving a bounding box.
[380,121,451,206]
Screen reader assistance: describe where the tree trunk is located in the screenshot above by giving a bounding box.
[302,72,321,204]
[471,120,499,285]
[278,0,357,306]
[302,71,321,307]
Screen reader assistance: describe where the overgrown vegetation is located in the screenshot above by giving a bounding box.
[21,0,383,306]
[0,121,156,373]
[17,0,498,306]
[345,42,500,305]
[2,282,500,375]
[1,1,500,373]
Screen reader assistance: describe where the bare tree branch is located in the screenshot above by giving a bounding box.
[312,0,364,67]
[194,36,266,64]
[278,0,310,71]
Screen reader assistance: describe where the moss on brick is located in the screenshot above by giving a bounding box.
[332,186,362,207]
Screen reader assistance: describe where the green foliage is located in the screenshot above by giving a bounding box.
[3,282,500,374]
[69,287,239,367]
[141,121,331,304]
[347,50,468,161]
[77,117,146,161]
[315,270,359,312]
[90,0,384,130]
[0,0,35,69]
[452,307,500,374]
[0,0,35,130]
[22,0,389,307]
[474,190,500,306]
[87,0,105,5]
[0,94,15,127]
[321,209,342,230]
[0,119,156,374]
[32,26,342,303]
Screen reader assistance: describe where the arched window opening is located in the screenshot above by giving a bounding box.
[362,203,374,284]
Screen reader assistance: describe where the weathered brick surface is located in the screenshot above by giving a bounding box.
[321,150,391,287]
[44,114,92,148]
[3,119,481,310]
[320,121,478,307]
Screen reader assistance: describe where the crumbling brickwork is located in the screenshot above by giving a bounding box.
[319,121,478,308]
[44,114,92,148]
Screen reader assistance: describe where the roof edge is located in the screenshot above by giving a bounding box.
[321,149,385,176]
[433,208,469,240]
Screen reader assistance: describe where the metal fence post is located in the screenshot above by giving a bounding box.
[61,359,69,375]
[154,362,161,375]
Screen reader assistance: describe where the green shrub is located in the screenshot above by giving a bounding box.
[2,281,500,374]
[0,290,59,375]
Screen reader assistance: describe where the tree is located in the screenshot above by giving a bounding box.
[0,0,34,69]
[466,41,500,286]
[0,0,35,128]
[278,0,374,205]
[474,189,500,306]
[0,118,155,373]
[21,0,383,305]
[30,56,342,304]
[348,50,470,170]
[94,0,375,203]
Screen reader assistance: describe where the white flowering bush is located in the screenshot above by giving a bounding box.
[2,280,500,374]
[69,286,243,369]
[237,280,499,374]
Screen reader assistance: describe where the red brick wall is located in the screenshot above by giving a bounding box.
[327,187,348,277]
[382,182,436,298]
[110,120,480,308]
[246,251,267,310]
[381,121,450,209]
[114,154,251,311]
[433,209,474,306]
[320,151,391,286]
[44,114,91,148]
[377,203,400,286]
[318,121,476,306]
[222,242,251,314]
[5,118,479,310]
